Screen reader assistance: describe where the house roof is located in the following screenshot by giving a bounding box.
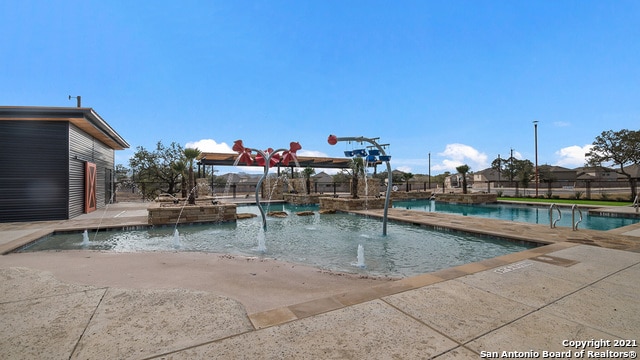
[0,106,129,150]
[198,152,353,169]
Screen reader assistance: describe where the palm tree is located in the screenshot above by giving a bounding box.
[183,148,201,205]
[401,172,414,192]
[456,164,470,194]
[302,166,315,195]
[349,158,365,199]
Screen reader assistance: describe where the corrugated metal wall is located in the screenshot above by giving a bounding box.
[0,121,69,222]
[69,123,115,218]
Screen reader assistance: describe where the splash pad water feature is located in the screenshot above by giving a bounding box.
[232,139,301,232]
[23,203,535,278]
[327,134,393,235]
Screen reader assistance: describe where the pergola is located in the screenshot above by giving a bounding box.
[196,152,368,176]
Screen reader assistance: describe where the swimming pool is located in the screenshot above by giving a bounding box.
[393,200,638,231]
[19,204,534,278]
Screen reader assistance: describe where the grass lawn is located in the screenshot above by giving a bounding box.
[499,197,633,207]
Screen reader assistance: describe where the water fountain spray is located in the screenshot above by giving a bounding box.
[327,134,393,236]
[232,140,301,232]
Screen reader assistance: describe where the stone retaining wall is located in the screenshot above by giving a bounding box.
[283,193,324,205]
[319,197,389,211]
[356,178,381,197]
[148,202,237,225]
[434,193,497,204]
[390,191,433,200]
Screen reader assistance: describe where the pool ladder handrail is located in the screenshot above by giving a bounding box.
[549,203,561,228]
[571,204,583,231]
[633,195,639,213]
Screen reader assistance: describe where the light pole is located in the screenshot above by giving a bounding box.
[497,154,501,186]
[533,120,539,197]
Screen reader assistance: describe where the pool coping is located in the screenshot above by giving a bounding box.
[248,240,578,329]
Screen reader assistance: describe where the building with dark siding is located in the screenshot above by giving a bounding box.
[0,106,129,222]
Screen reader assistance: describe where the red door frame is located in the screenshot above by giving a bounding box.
[85,162,97,213]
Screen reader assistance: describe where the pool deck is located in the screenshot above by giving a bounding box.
[1,202,639,359]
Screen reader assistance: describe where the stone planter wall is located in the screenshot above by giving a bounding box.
[289,178,309,194]
[355,178,381,197]
[148,202,237,225]
[155,194,217,205]
[260,177,284,200]
[390,191,433,200]
[283,193,323,205]
[434,193,497,204]
[319,197,389,211]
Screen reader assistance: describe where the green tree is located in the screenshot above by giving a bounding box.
[514,159,534,190]
[115,164,129,182]
[183,147,201,204]
[491,157,504,185]
[456,164,470,194]
[401,172,414,192]
[172,160,187,198]
[432,172,449,189]
[502,156,518,183]
[586,129,639,200]
[129,141,184,200]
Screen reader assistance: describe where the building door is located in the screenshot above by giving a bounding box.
[85,162,97,213]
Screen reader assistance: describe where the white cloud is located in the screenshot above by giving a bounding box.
[396,166,412,173]
[185,139,234,153]
[512,150,523,160]
[433,143,488,172]
[553,121,571,127]
[298,149,329,157]
[554,145,593,167]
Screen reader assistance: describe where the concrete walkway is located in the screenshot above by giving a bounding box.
[1,202,639,359]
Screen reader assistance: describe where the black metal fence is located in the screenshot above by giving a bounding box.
[117,178,637,201]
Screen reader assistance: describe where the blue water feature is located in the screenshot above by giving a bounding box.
[19,204,534,278]
[393,200,638,231]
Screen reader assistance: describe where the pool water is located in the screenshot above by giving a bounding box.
[20,204,534,278]
[393,200,638,231]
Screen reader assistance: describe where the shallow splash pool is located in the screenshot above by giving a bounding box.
[19,204,534,278]
[393,200,638,231]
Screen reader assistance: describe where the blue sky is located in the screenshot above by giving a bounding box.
[2,1,638,175]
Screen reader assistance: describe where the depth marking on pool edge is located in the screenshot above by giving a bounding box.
[494,261,534,274]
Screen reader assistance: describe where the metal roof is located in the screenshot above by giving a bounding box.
[0,106,129,150]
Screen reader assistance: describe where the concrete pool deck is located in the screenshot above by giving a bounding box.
[1,202,639,359]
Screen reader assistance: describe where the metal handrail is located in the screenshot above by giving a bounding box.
[549,203,561,228]
[571,204,583,231]
[633,195,639,213]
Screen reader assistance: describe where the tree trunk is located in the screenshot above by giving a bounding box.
[351,177,359,199]
[188,168,196,205]
[629,176,637,201]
